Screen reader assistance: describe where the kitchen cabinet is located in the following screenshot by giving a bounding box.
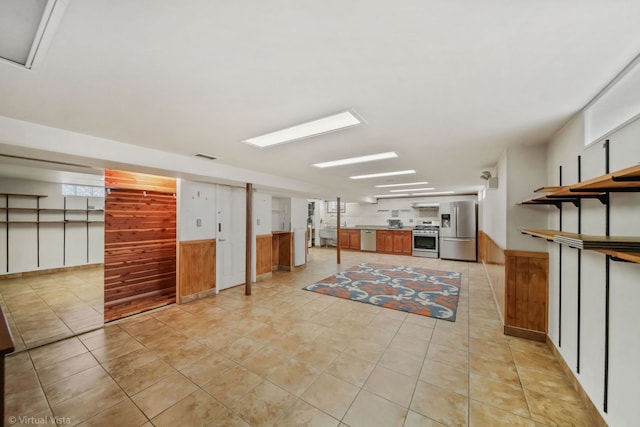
[376,230,393,253]
[339,229,361,250]
[377,230,411,255]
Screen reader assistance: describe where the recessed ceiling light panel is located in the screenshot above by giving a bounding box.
[375,194,408,198]
[0,0,68,69]
[243,110,363,148]
[389,187,434,193]
[411,191,455,196]
[350,170,416,180]
[375,181,429,188]
[313,151,397,168]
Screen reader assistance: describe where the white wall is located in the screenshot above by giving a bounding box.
[0,178,104,274]
[479,144,547,252]
[177,179,217,241]
[546,114,640,426]
[480,149,507,248]
[320,195,478,229]
[252,192,272,281]
[505,144,548,251]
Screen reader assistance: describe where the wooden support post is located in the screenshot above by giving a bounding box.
[245,183,253,296]
[336,197,341,265]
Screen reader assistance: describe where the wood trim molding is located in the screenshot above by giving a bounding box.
[505,249,549,259]
[503,325,546,342]
[546,337,608,427]
[0,263,102,280]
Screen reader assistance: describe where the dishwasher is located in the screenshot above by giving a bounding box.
[360,229,377,251]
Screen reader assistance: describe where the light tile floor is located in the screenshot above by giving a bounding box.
[0,266,103,351]
[4,248,595,426]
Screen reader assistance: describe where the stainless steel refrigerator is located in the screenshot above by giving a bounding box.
[439,201,477,261]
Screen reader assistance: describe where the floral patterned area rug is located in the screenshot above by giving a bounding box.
[303,263,461,321]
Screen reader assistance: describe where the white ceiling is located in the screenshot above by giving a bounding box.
[1,0,640,200]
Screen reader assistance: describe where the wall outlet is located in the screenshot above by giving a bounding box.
[257,218,260,226]
[196,218,202,227]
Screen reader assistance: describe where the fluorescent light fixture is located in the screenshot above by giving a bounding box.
[375,181,429,188]
[389,187,434,193]
[243,110,363,148]
[350,170,416,180]
[313,152,397,168]
[375,194,408,198]
[411,191,455,196]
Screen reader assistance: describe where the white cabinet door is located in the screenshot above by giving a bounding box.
[216,185,246,291]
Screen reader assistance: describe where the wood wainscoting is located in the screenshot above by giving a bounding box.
[179,239,216,303]
[256,234,272,278]
[479,231,549,342]
[478,230,506,320]
[104,170,177,322]
[272,231,293,271]
[504,250,548,341]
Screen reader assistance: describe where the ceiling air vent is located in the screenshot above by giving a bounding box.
[194,153,217,160]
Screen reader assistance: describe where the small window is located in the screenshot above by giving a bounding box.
[61,184,106,198]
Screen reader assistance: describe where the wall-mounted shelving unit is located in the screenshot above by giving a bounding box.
[522,229,640,263]
[520,145,640,414]
[1,193,104,272]
[521,186,608,207]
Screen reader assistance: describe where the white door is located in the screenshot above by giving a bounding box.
[216,185,246,291]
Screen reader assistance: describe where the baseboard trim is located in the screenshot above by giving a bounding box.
[504,325,546,342]
[180,288,217,304]
[0,263,103,279]
[546,337,608,427]
[256,272,273,281]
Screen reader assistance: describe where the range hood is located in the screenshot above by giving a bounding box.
[411,202,439,209]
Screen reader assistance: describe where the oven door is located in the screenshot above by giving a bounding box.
[413,233,438,252]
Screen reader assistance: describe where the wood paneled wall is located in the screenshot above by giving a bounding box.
[480,230,549,341]
[179,239,215,302]
[478,230,506,319]
[256,234,272,276]
[104,170,176,322]
[504,250,548,341]
[272,232,293,271]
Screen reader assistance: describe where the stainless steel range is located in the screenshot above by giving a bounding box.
[412,221,439,258]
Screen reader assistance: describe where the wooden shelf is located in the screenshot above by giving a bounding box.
[598,249,640,263]
[570,164,640,192]
[522,185,607,207]
[0,193,47,198]
[522,229,640,263]
[521,196,576,208]
[0,208,104,212]
[521,229,557,240]
[521,166,640,206]
[0,220,104,224]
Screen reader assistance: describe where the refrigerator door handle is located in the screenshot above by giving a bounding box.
[441,237,474,242]
[454,206,458,236]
